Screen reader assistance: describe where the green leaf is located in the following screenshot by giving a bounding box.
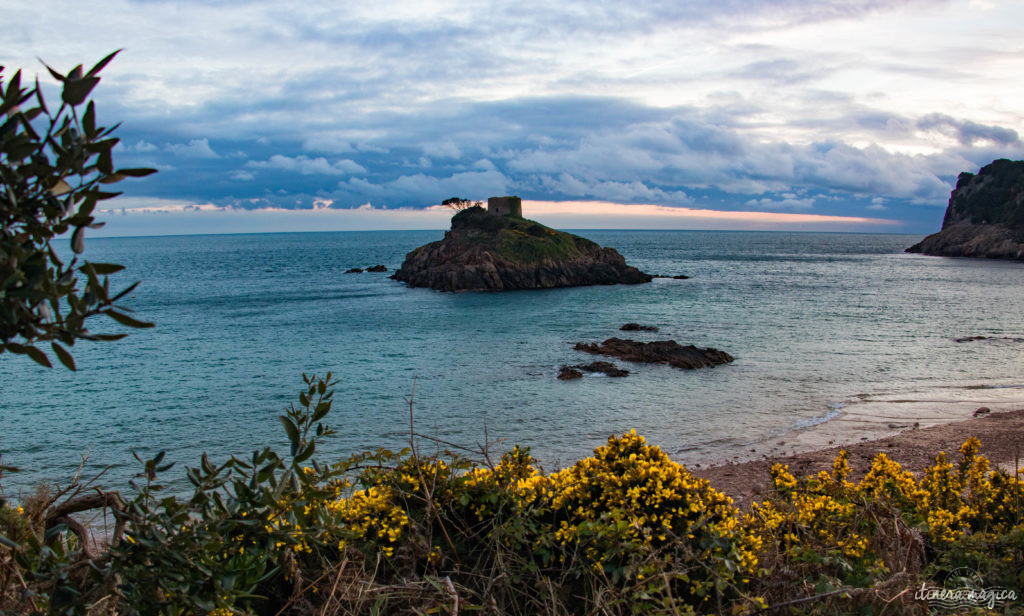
[83,101,96,138]
[50,178,72,196]
[97,147,113,174]
[114,167,158,177]
[105,310,154,328]
[0,534,19,550]
[51,342,76,371]
[40,60,65,83]
[86,333,128,342]
[24,345,52,368]
[34,78,48,114]
[86,49,121,78]
[83,262,125,275]
[293,442,316,463]
[98,172,126,184]
[62,76,100,107]
[279,416,299,445]
[312,401,331,422]
[71,226,85,254]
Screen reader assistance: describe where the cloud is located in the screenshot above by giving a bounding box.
[422,140,462,159]
[867,196,887,211]
[301,134,355,153]
[247,155,367,175]
[744,196,816,210]
[917,114,1021,146]
[729,58,830,85]
[165,138,219,159]
[129,140,158,153]
[339,170,511,205]
[11,0,1017,237]
[540,173,691,204]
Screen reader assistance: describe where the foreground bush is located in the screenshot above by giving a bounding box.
[0,378,1022,615]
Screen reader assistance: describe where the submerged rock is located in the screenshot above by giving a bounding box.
[557,361,630,380]
[344,267,364,274]
[391,206,652,291]
[557,366,583,380]
[367,264,388,272]
[620,323,659,332]
[574,337,734,370]
[576,361,629,377]
[906,159,1024,261]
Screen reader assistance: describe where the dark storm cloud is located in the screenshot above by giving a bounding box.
[109,90,1006,226]
[918,114,1021,147]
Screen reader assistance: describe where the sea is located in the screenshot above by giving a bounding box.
[2,230,1024,496]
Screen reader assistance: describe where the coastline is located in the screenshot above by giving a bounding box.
[695,408,1024,508]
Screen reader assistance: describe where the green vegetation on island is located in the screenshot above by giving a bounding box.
[455,204,597,263]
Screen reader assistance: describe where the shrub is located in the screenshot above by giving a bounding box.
[748,440,1024,614]
[1,373,1021,615]
[0,52,154,370]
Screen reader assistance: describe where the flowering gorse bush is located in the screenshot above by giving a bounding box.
[329,431,761,614]
[748,438,1023,613]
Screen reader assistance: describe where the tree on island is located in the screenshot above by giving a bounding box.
[0,51,154,370]
[441,196,481,211]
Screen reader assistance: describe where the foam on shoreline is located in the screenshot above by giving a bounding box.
[697,383,1024,468]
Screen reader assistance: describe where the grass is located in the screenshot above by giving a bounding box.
[451,205,600,264]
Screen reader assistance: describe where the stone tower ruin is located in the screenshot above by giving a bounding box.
[487,196,522,217]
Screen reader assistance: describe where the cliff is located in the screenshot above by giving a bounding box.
[391,206,652,291]
[906,159,1024,260]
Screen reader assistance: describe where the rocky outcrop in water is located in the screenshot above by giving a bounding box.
[620,323,659,332]
[557,366,583,380]
[906,159,1024,260]
[391,206,652,291]
[573,337,734,370]
[557,361,630,380]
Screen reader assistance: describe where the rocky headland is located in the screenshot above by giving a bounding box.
[391,206,652,291]
[573,337,734,370]
[906,158,1024,260]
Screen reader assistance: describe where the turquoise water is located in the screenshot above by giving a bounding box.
[2,230,1024,494]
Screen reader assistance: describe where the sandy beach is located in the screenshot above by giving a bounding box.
[695,408,1024,507]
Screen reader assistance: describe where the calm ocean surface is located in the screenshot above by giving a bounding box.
[2,230,1024,494]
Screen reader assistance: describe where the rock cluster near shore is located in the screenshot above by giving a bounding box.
[573,337,734,370]
[345,265,387,274]
[620,323,659,332]
[391,206,652,291]
[558,361,630,380]
[906,158,1024,260]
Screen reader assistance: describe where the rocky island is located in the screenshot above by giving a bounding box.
[391,197,652,291]
[906,158,1024,260]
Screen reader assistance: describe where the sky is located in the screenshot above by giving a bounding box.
[3,0,1023,236]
